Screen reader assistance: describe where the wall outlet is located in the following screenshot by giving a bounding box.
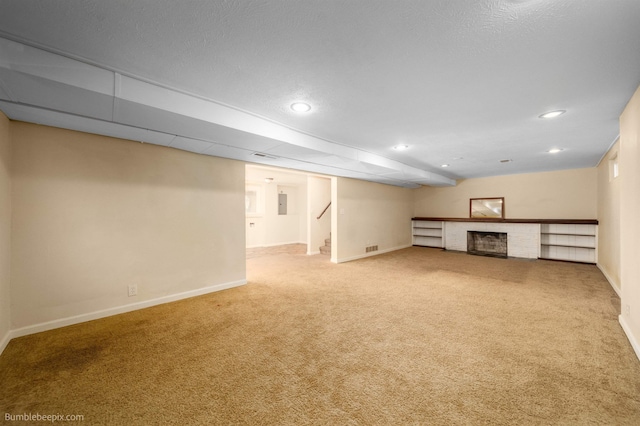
[625,304,631,316]
[128,284,138,297]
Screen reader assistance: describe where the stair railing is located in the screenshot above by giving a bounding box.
[316,202,331,220]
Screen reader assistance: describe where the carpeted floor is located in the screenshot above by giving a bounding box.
[1,247,639,425]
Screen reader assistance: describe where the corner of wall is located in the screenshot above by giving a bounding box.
[619,83,640,363]
[619,315,640,361]
[597,263,621,297]
[0,110,12,356]
[0,332,11,356]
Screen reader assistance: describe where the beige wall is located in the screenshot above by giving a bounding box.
[597,139,621,293]
[619,84,640,359]
[0,112,11,348]
[413,168,598,220]
[333,177,412,262]
[10,122,246,331]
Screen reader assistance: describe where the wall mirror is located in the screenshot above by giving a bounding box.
[470,197,504,219]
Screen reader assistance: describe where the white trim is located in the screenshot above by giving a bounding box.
[307,250,321,255]
[7,279,247,341]
[335,244,412,264]
[597,263,621,297]
[619,314,640,362]
[0,330,11,357]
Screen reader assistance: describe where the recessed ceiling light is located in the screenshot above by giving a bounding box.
[441,164,450,168]
[393,144,410,151]
[539,110,566,119]
[547,148,563,153]
[290,102,311,113]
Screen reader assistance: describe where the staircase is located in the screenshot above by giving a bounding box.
[319,234,331,255]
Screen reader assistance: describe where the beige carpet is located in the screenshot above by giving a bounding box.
[1,247,639,425]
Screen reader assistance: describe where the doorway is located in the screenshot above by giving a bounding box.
[245,165,332,258]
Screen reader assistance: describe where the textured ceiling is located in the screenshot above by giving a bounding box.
[1,0,639,186]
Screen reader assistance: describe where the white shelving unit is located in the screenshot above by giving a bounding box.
[539,223,597,264]
[412,220,444,248]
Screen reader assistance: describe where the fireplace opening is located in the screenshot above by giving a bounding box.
[467,231,508,258]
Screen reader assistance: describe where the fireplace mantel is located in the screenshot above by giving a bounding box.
[412,217,598,225]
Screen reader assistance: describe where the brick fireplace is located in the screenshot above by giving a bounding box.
[467,231,508,258]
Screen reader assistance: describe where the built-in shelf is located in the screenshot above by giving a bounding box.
[541,244,595,249]
[412,220,444,248]
[541,232,594,237]
[539,223,597,264]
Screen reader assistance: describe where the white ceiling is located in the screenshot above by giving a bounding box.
[1,0,639,188]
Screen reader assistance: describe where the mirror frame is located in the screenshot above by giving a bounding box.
[470,197,505,219]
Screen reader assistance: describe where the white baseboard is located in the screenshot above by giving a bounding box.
[597,263,621,297]
[307,250,321,255]
[7,279,247,342]
[0,329,10,357]
[335,244,412,264]
[247,241,307,249]
[619,314,640,362]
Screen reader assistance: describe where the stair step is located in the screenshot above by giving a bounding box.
[319,245,331,255]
